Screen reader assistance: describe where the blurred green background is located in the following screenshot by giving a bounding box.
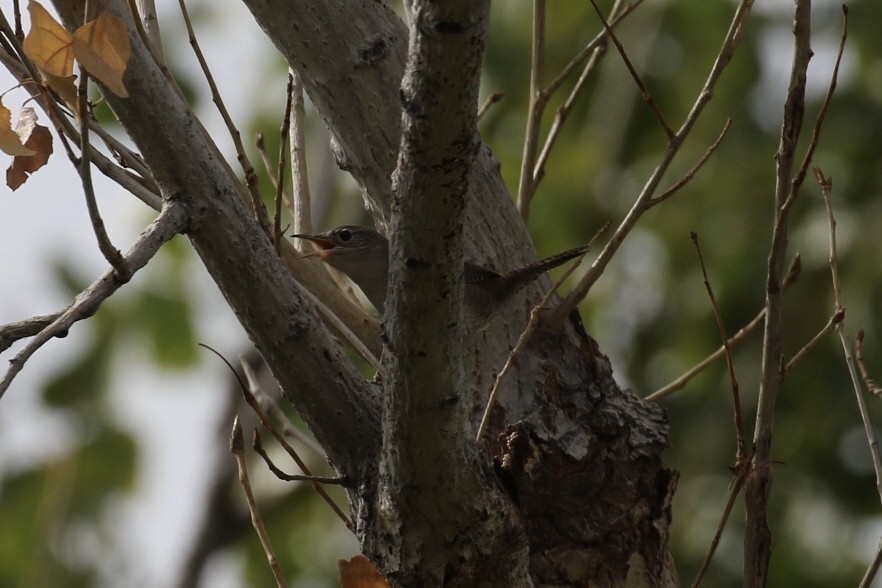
[2,0,882,586]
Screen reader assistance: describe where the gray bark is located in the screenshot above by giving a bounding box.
[53,0,678,585]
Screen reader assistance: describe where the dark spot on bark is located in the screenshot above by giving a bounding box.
[358,37,388,65]
[438,394,458,409]
[434,21,464,34]
[405,257,431,271]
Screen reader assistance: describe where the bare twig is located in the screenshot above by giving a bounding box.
[744,6,839,583]
[517,0,633,220]
[588,0,673,138]
[691,232,745,462]
[274,74,294,253]
[544,0,644,98]
[238,357,327,458]
[552,0,758,324]
[515,0,546,222]
[648,255,800,402]
[649,119,732,208]
[783,309,844,374]
[690,467,750,588]
[0,312,63,353]
[532,38,604,188]
[784,4,848,215]
[230,417,290,588]
[477,91,503,120]
[176,0,271,234]
[252,430,347,485]
[816,169,882,512]
[856,331,882,397]
[197,347,354,529]
[77,70,130,278]
[744,3,812,582]
[861,537,882,588]
[0,202,189,400]
[255,132,294,212]
[476,223,606,442]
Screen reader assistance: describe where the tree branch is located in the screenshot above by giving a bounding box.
[51,0,382,479]
[0,200,188,400]
[552,0,758,323]
[744,2,812,584]
[373,0,532,584]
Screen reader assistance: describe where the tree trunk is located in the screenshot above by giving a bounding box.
[53,0,678,584]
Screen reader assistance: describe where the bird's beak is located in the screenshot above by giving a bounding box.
[291,234,335,259]
[291,233,335,249]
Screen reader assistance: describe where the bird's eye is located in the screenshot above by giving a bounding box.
[338,228,352,242]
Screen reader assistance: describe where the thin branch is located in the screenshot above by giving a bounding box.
[856,331,882,397]
[816,168,882,511]
[0,201,189,400]
[230,417,290,588]
[238,357,327,458]
[212,350,354,530]
[515,0,546,222]
[744,4,828,583]
[819,169,882,588]
[532,36,604,188]
[518,0,634,219]
[77,70,130,278]
[783,308,844,374]
[476,223,606,442]
[0,28,162,210]
[176,0,271,234]
[691,232,745,462]
[544,0,644,98]
[588,0,673,138]
[690,467,749,588]
[552,0,758,324]
[0,312,63,353]
[648,119,732,208]
[274,74,294,253]
[783,4,848,214]
[477,91,503,120]
[252,430,347,485]
[647,255,800,402]
[289,70,312,237]
[860,537,882,588]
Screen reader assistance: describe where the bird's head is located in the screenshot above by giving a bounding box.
[291,225,388,263]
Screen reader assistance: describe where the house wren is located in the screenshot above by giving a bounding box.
[292,225,587,326]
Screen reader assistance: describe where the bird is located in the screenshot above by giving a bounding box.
[292,225,588,326]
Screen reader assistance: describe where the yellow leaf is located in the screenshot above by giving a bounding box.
[0,102,36,157]
[72,11,130,98]
[23,1,74,79]
[43,72,79,112]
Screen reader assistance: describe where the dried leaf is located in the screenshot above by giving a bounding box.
[338,555,388,588]
[43,72,79,112]
[72,11,130,98]
[0,102,36,157]
[7,108,53,190]
[23,1,74,78]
